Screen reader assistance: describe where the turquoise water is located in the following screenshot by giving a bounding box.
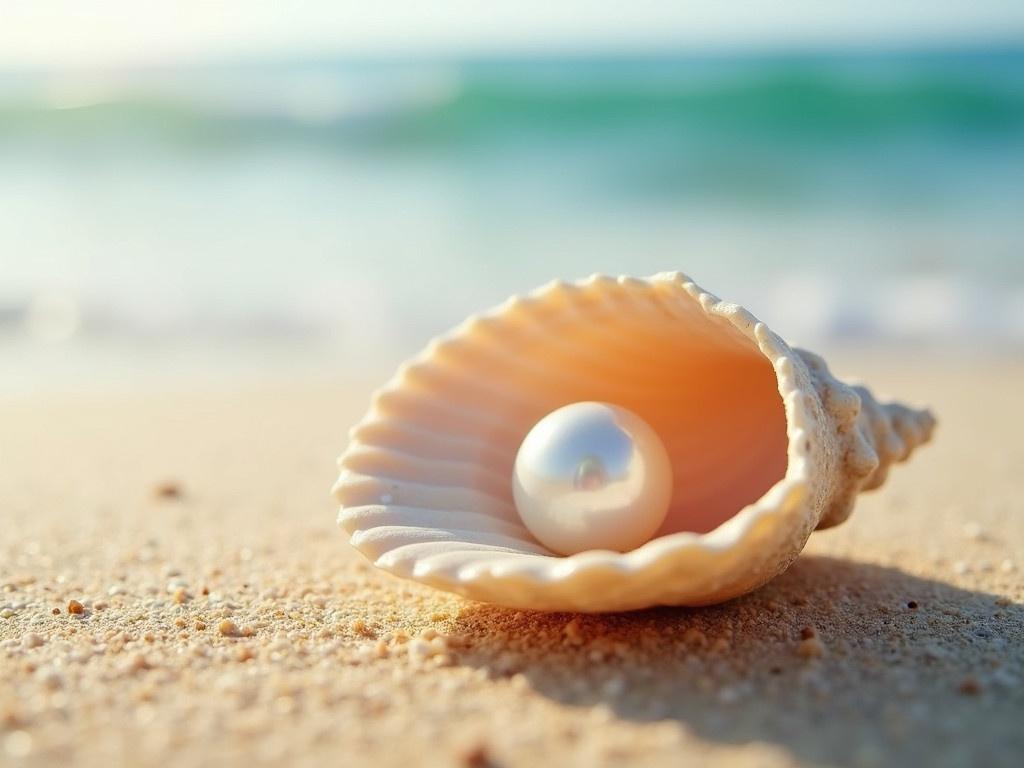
[2,47,1023,384]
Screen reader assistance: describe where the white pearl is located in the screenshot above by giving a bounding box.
[512,402,673,555]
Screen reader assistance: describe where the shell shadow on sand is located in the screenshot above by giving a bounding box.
[448,556,1023,768]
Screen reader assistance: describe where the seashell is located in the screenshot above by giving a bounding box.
[333,273,935,612]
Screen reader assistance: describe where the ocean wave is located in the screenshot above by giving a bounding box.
[2,57,1023,151]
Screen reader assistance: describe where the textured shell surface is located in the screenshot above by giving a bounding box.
[333,273,935,612]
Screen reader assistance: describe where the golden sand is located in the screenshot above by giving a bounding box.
[1,357,1021,767]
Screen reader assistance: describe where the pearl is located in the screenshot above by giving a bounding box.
[512,402,673,555]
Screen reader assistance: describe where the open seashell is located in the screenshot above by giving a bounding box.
[333,273,935,612]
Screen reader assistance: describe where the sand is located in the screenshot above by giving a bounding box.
[1,355,1022,767]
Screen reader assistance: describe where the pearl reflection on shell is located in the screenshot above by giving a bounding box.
[512,402,673,555]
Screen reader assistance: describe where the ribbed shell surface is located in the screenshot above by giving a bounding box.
[333,273,935,611]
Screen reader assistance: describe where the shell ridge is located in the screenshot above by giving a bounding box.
[334,473,517,516]
[427,304,687,396]
[335,463,516,512]
[339,449,512,503]
[350,420,515,468]
[339,504,530,538]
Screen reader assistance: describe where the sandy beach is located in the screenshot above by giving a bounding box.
[1,354,1021,767]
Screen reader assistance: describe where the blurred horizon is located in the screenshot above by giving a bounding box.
[4,1,1024,71]
[2,5,1023,392]
[6,39,1024,76]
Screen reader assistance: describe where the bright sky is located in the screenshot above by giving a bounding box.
[2,0,1023,70]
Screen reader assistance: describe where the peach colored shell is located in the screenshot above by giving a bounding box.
[332,273,935,612]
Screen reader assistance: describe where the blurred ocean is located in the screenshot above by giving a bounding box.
[2,46,1023,387]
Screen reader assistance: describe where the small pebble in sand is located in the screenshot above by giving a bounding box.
[459,742,493,768]
[218,619,239,637]
[563,619,583,645]
[391,628,410,644]
[67,599,84,615]
[351,618,372,636]
[21,633,44,649]
[172,588,188,604]
[407,638,434,661]
[0,609,14,619]
[800,626,817,640]
[907,601,919,609]
[51,607,60,615]
[798,637,826,659]
[153,481,183,500]
[357,640,384,660]
[414,635,450,665]
[958,677,982,696]
[195,621,207,631]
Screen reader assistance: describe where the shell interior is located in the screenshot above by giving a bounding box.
[337,275,790,559]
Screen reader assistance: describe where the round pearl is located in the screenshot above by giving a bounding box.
[512,402,673,555]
